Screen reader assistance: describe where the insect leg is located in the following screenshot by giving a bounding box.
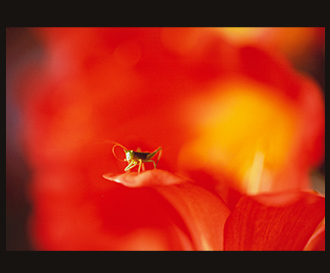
[146,147,162,165]
[142,159,157,169]
[124,161,138,172]
[155,147,162,167]
[138,159,143,173]
[151,147,162,167]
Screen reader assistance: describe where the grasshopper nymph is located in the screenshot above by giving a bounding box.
[112,144,162,173]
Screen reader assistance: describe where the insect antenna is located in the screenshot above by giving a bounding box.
[112,143,129,162]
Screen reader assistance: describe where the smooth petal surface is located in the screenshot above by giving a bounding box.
[157,183,230,250]
[104,169,231,250]
[224,191,325,250]
[103,169,190,188]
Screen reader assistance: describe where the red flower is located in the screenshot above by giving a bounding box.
[18,28,324,250]
[104,171,324,250]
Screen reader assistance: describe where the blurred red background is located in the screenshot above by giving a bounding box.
[6,27,324,250]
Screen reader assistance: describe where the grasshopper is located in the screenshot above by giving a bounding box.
[112,144,162,173]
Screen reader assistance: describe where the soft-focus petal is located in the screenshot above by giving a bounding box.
[103,169,191,188]
[224,191,325,250]
[157,183,230,250]
[178,46,324,204]
[105,170,231,250]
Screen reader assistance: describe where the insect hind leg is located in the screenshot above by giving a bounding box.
[155,147,162,167]
[143,159,157,169]
[146,147,162,168]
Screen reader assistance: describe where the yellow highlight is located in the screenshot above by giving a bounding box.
[215,27,269,44]
[244,151,265,195]
[178,80,298,194]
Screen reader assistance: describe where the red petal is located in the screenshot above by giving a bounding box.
[156,183,230,250]
[103,169,191,187]
[104,169,231,250]
[304,219,325,251]
[224,191,325,250]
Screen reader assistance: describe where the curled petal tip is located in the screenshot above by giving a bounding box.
[102,169,189,188]
[102,173,127,183]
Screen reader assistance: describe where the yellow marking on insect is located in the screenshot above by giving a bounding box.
[112,143,162,173]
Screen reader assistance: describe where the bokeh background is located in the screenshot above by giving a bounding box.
[6,27,324,250]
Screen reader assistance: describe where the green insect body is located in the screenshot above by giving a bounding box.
[112,144,162,173]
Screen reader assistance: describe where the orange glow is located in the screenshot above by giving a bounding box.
[216,27,324,66]
[216,28,270,44]
[161,27,202,56]
[178,78,299,194]
[216,28,320,50]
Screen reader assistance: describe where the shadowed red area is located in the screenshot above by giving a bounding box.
[104,169,231,250]
[29,169,196,250]
[223,191,325,250]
